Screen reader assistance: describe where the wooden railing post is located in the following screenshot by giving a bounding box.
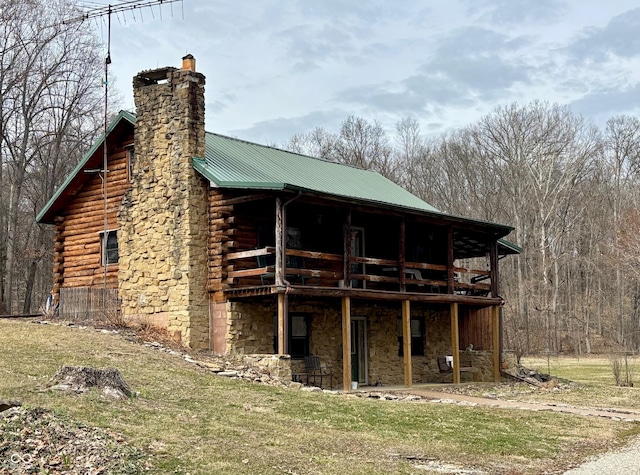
[399,219,406,292]
[275,197,283,286]
[447,227,454,294]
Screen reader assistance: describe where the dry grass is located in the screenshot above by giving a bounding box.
[1,320,638,474]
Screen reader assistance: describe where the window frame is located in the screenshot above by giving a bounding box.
[125,143,135,182]
[397,317,425,356]
[271,313,312,358]
[289,314,310,359]
[100,229,119,266]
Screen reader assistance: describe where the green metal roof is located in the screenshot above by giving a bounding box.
[36,110,136,224]
[194,133,516,237]
[498,238,522,255]
[36,112,519,250]
[194,132,439,214]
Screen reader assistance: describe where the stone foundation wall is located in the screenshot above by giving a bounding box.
[238,354,292,380]
[226,300,276,354]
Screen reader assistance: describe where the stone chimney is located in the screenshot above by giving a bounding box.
[117,55,209,348]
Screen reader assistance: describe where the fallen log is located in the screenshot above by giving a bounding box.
[0,313,43,319]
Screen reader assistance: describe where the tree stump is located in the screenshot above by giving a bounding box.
[0,400,21,412]
[49,366,133,399]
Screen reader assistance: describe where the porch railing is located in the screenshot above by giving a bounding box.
[226,247,491,295]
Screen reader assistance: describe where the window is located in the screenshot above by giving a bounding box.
[271,314,311,357]
[289,314,310,359]
[125,144,135,181]
[397,317,425,356]
[101,230,119,266]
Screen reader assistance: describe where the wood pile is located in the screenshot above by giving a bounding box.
[502,366,556,387]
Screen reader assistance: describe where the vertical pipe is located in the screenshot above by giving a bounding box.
[101,8,111,310]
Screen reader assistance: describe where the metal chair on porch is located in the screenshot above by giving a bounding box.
[257,255,306,285]
[304,356,333,390]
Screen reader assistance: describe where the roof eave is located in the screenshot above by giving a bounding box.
[498,238,523,255]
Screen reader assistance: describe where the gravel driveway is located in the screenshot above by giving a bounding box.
[563,436,640,474]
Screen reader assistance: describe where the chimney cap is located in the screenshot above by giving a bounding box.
[182,54,196,71]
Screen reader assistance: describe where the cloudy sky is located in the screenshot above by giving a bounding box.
[82,0,640,145]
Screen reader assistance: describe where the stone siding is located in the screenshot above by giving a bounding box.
[220,299,498,387]
[118,63,210,348]
[226,300,276,354]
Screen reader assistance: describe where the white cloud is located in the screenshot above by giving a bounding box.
[90,0,640,144]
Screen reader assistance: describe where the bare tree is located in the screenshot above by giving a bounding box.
[284,126,337,161]
[0,0,104,313]
[333,116,398,180]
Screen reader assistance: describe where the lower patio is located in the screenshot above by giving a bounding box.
[209,296,503,391]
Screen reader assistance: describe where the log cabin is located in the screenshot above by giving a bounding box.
[37,55,521,390]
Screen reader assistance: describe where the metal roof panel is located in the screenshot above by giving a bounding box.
[201,132,439,213]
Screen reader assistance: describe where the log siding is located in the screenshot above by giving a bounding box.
[54,140,133,295]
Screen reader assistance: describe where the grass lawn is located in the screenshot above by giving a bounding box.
[515,355,640,409]
[1,320,638,474]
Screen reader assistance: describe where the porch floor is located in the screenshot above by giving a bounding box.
[346,382,481,392]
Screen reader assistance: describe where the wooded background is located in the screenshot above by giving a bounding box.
[3,0,639,356]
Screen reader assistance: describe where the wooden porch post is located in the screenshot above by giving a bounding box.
[343,211,352,288]
[402,300,412,387]
[399,219,406,292]
[450,302,460,384]
[277,293,286,355]
[490,240,499,298]
[342,296,352,391]
[447,227,454,294]
[275,197,284,286]
[492,305,501,382]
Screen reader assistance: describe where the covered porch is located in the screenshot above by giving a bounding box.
[212,290,503,391]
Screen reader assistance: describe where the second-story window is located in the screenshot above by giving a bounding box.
[125,144,135,181]
[101,230,119,266]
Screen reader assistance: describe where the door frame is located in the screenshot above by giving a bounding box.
[351,316,369,385]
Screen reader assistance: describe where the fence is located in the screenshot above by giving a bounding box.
[59,287,121,324]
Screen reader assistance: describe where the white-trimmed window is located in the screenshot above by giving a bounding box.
[101,230,119,266]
